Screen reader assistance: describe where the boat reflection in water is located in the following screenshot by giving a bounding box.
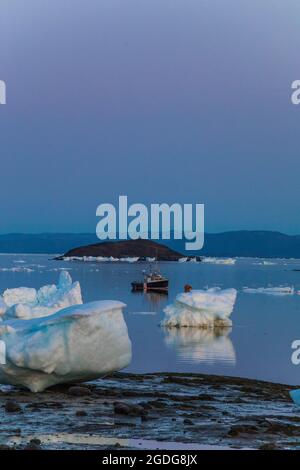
[162,327,236,366]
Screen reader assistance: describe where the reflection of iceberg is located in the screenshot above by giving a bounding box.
[201,257,236,265]
[161,288,237,328]
[163,327,236,365]
[1,272,83,320]
[243,286,294,296]
[0,300,132,392]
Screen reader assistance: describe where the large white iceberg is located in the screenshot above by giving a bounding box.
[161,288,237,328]
[1,271,83,320]
[0,300,132,392]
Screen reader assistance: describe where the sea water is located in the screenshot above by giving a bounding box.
[0,254,300,385]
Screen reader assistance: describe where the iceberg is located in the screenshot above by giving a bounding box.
[0,300,132,392]
[1,271,83,320]
[243,286,294,296]
[161,288,237,328]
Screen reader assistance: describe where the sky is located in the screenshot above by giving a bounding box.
[0,0,300,234]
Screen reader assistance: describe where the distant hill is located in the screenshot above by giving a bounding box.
[0,231,300,258]
[60,239,184,261]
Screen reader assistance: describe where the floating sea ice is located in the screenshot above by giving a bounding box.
[146,257,156,262]
[120,257,139,263]
[178,257,188,263]
[0,267,34,273]
[161,288,237,328]
[201,257,236,265]
[0,300,132,392]
[262,260,276,266]
[189,257,198,263]
[2,271,83,320]
[243,286,294,296]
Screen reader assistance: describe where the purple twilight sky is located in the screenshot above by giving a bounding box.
[0,0,300,233]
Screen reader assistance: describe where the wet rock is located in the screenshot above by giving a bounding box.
[0,444,12,450]
[68,386,91,397]
[24,439,42,451]
[183,418,194,425]
[5,400,22,413]
[259,442,279,450]
[75,410,87,417]
[114,402,131,415]
[228,424,259,437]
[198,394,215,401]
[113,402,147,417]
[130,404,147,416]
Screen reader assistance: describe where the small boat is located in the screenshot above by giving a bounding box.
[131,272,169,293]
[132,258,169,293]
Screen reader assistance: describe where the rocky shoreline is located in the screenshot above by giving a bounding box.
[0,372,299,450]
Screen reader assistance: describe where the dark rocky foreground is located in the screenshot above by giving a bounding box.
[0,372,300,450]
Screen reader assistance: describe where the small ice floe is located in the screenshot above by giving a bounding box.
[161,288,237,328]
[178,257,188,263]
[189,257,198,263]
[243,286,294,296]
[201,257,236,265]
[0,300,132,392]
[0,271,83,320]
[146,257,156,262]
[163,327,236,365]
[262,260,276,266]
[120,257,139,263]
[0,267,34,273]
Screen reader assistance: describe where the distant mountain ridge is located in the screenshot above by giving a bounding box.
[0,231,300,258]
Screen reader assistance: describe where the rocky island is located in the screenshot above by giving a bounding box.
[57,239,185,261]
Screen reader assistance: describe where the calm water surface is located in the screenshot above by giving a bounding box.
[1,254,300,385]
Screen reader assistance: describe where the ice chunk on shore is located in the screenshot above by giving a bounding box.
[243,286,294,296]
[0,300,132,392]
[161,288,237,328]
[3,271,83,320]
